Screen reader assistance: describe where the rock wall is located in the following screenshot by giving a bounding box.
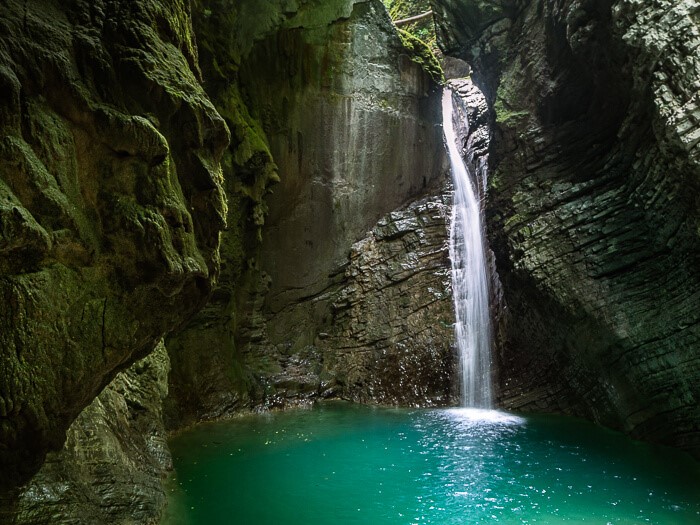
[280,191,456,407]
[0,0,228,491]
[432,0,700,457]
[186,188,458,410]
[166,0,454,425]
[7,343,171,525]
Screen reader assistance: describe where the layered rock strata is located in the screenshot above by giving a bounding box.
[9,343,171,525]
[433,0,700,457]
[166,0,453,424]
[0,0,228,492]
[266,192,456,407]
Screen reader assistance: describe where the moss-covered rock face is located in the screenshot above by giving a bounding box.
[0,0,228,491]
[384,0,440,52]
[8,343,171,525]
[432,0,700,457]
[396,28,444,84]
[244,0,442,312]
[165,0,452,425]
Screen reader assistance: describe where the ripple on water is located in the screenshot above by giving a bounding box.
[162,403,700,525]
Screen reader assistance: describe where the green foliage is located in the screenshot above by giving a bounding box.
[382,0,438,55]
[383,0,431,20]
[397,29,444,84]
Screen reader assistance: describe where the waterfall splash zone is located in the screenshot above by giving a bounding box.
[162,403,700,524]
[442,88,493,408]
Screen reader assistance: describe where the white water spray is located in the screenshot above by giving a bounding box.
[442,88,493,408]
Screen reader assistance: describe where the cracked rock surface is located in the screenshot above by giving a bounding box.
[165,0,455,424]
[432,0,700,457]
[10,343,171,525]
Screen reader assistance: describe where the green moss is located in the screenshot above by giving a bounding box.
[384,0,432,20]
[223,85,279,239]
[150,0,202,76]
[504,213,525,230]
[192,0,241,82]
[193,1,279,243]
[494,76,529,125]
[288,0,356,29]
[494,99,529,124]
[397,29,444,84]
[383,0,438,54]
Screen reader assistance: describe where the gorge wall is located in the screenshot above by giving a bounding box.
[3,0,699,521]
[3,0,458,521]
[0,0,228,495]
[12,343,171,525]
[165,0,457,427]
[432,0,700,457]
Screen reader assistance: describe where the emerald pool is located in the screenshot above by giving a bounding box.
[162,402,700,524]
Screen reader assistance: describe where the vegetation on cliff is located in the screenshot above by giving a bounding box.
[383,0,436,50]
[383,0,443,82]
[397,28,444,84]
[0,0,228,494]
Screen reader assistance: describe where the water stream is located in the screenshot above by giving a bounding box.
[442,88,493,408]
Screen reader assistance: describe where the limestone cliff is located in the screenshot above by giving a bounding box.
[166,0,454,425]
[0,0,228,493]
[10,343,171,525]
[433,0,700,457]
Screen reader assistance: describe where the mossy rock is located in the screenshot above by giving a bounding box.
[397,28,444,84]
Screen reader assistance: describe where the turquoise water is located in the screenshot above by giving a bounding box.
[162,403,700,524]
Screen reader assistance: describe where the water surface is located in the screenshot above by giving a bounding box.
[162,402,700,524]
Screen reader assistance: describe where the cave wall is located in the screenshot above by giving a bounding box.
[432,0,700,456]
[0,0,229,493]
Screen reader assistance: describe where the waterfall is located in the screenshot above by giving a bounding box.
[442,88,493,408]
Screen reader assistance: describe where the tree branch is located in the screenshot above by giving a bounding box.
[394,10,434,26]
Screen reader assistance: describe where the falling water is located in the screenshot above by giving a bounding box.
[442,88,493,408]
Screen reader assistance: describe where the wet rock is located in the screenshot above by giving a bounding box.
[433,0,700,457]
[8,343,171,525]
[222,190,456,409]
[0,0,227,492]
[322,194,456,405]
[244,0,444,317]
[166,0,451,423]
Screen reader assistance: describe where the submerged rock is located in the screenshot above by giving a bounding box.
[432,0,700,457]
